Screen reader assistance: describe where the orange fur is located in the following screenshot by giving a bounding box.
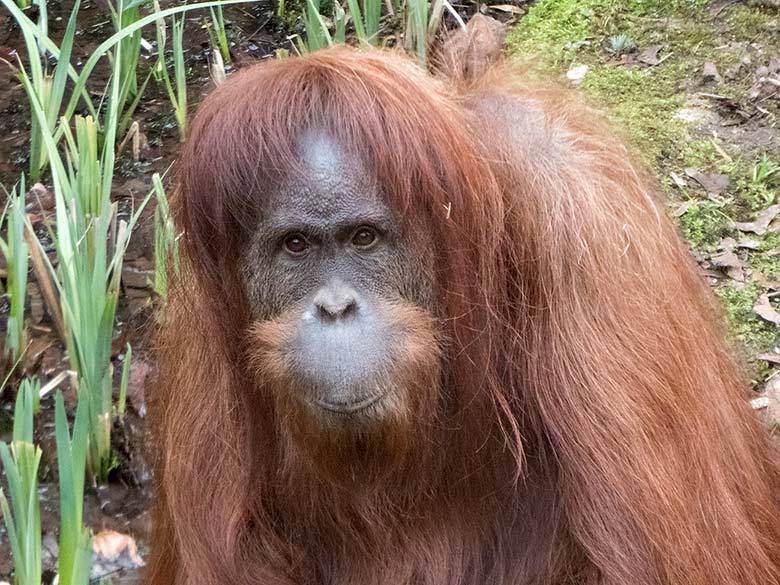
[147,47,780,585]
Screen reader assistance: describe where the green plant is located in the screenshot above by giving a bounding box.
[299,0,338,52]
[153,173,179,298]
[41,115,138,481]
[3,0,249,156]
[19,96,147,484]
[346,0,382,45]
[108,0,155,138]
[9,0,95,182]
[208,4,231,63]
[0,180,29,367]
[54,391,92,585]
[0,381,42,585]
[752,154,780,186]
[154,2,188,142]
[404,0,445,65]
[606,33,636,56]
[117,343,132,419]
[6,0,247,482]
[20,377,41,415]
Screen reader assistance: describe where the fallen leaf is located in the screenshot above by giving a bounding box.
[734,204,780,235]
[752,272,780,290]
[736,238,762,250]
[92,530,145,567]
[673,201,694,217]
[758,353,780,366]
[710,239,745,282]
[763,376,780,425]
[638,44,663,66]
[754,294,780,325]
[489,4,523,13]
[684,168,730,195]
[669,171,687,188]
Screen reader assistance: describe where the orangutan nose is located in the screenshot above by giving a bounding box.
[313,281,359,321]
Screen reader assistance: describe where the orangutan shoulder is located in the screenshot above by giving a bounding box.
[463,90,576,164]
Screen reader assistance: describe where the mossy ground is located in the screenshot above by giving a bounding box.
[506,0,780,384]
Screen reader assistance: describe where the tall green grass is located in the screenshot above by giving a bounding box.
[154,1,189,142]
[208,4,231,63]
[5,0,249,481]
[296,0,445,64]
[55,391,92,585]
[0,384,91,585]
[9,0,94,182]
[0,180,29,367]
[153,173,179,299]
[0,382,42,585]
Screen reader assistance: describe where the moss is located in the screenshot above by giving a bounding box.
[507,0,714,68]
[579,64,687,164]
[677,199,734,252]
[506,0,722,165]
[679,139,719,169]
[277,0,306,30]
[716,282,780,380]
[726,5,780,39]
[748,232,780,280]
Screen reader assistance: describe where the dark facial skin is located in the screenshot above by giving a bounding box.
[241,132,433,416]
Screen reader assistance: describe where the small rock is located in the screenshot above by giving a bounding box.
[734,204,780,236]
[566,64,589,84]
[42,532,58,572]
[702,61,722,84]
[736,238,762,250]
[127,358,152,417]
[750,396,770,410]
[91,530,145,581]
[763,377,780,425]
[122,262,154,289]
[24,183,55,214]
[710,239,745,282]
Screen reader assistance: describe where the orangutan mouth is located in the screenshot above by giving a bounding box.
[313,392,387,414]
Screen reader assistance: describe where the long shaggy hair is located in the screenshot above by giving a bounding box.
[148,47,780,585]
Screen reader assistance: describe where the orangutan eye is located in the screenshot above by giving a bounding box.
[351,227,378,249]
[284,233,309,256]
